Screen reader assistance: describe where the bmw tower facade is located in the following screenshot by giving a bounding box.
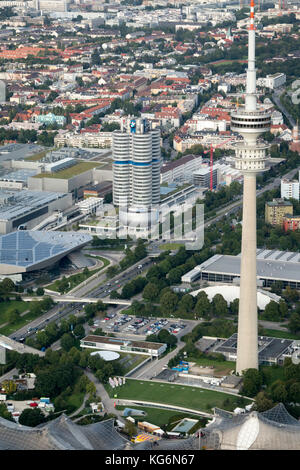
[113,118,161,234]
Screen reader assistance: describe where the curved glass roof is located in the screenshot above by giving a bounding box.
[0,231,92,270]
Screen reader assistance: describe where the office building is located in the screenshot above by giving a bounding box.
[113,117,160,208]
[257,73,286,90]
[265,198,293,226]
[160,154,202,184]
[193,166,218,189]
[113,118,161,232]
[230,0,271,374]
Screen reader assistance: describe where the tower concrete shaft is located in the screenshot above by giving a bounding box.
[236,174,258,372]
[231,0,271,374]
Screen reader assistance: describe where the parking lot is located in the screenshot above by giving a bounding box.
[90,312,187,337]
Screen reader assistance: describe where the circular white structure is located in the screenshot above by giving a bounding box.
[191,285,281,310]
[90,350,120,361]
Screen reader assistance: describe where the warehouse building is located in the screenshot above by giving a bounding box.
[182,249,300,289]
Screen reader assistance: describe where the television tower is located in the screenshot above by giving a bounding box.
[231,0,271,374]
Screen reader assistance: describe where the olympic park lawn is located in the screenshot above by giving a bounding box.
[105,379,252,413]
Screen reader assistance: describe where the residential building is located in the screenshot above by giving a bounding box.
[281,177,300,201]
[257,73,286,90]
[282,215,300,232]
[265,198,293,226]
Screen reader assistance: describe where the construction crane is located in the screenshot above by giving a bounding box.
[203,137,236,191]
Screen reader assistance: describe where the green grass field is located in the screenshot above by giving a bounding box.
[115,405,206,430]
[106,379,251,412]
[0,302,45,336]
[159,243,184,251]
[66,391,85,413]
[0,301,29,326]
[25,149,49,161]
[261,329,299,340]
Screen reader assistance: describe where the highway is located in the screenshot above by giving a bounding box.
[7,163,300,346]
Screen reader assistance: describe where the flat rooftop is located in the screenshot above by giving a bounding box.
[0,143,45,163]
[82,335,164,350]
[215,333,294,361]
[0,169,38,182]
[32,161,101,179]
[0,190,68,222]
[196,250,300,283]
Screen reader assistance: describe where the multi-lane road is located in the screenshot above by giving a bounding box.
[8,164,300,345]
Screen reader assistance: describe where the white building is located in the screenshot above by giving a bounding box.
[257,73,286,90]
[281,176,300,201]
[160,154,202,184]
[0,81,6,104]
[76,197,104,215]
[80,335,167,357]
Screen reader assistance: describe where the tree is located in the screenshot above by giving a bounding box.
[19,408,46,427]
[0,403,13,422]
[106,265,119,279]
[270,381,288,403]
[36,287,44,296]
[142,282,160,302]
[123,420,136,438]
[241,369,262,397]
[86,381,97,399]
[289,382,300,403]
[160,291,179,316]
[288,313,300,335]
[254,391,274,412]
[194,291,211,318]
[229,298,239,315]
[0,278,15,294]
[283,286,299,303]
[263,301,280,321]
[60,333,76,352]
[1,380,16,394]
[73,324,85,339]
[178,294,195,315]
[157,329,177,347]
[134,239,147,260]
[168,266,184,284]
[8,308,19,324]
[91,49,101,66]
[211,294,228,317]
